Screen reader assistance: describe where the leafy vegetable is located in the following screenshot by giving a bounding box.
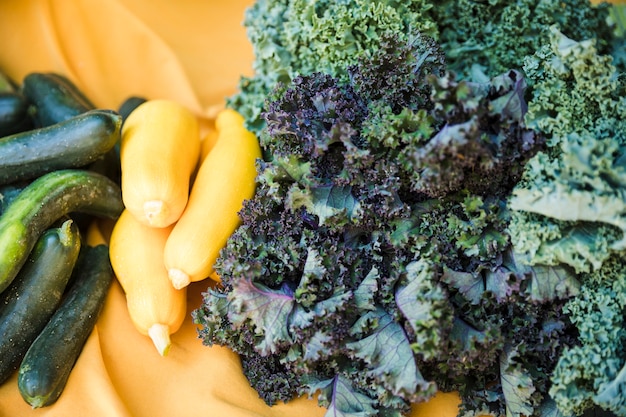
[195,1,626,416]
[192,26,584,416]
[506,17,626,417]
[426,0,614,81]
[508,28,626,274]
[227,0,615,135]
[227,0,437,133]
[549,256,626,416]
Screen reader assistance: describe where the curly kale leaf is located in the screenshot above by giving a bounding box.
[307,375,378,417]
[437,248,579,416]
[500,344,538,417]
[509,29,626,274]
[442,250,579,306]
[426,0,613,81]
[400,70,542,199]
[523,27,626,148]
[549,256,626,416]
[228,0,437,133]
[347,307,438,401]
[396,260,454,362]
[228,279,295,355]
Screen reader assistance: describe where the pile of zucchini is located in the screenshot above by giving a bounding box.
[0,71,139,408]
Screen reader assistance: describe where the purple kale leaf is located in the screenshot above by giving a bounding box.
[346,307,437,402]
[228,279,296,355]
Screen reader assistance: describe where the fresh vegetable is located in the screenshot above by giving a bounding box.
[164,108,261,289]
[0,219,81,384]
[227,0,615,135]
[425,0,615,80]
[227,0,438,134]
[17,244,114,408]
[200,126,218,161]
[117,95,147,123]
[0,91,32,136]
[0,180,29,216]
[508,26,626,274]
[120,99,200,228]
[164,109,259,288]
[548,258,626,416]
[109,209,187,356]
[0,169,123,294]
[22,72,95,127]
[505,27,626,416]
[192,26,584,416]
[0,109,122,185]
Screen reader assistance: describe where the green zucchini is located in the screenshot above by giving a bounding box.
[22,72,95,127]
[18,244,114,408]
[0,219,81,384]
[85,144,121,185]
[0,92,33,137]
[0,169,123,294]
[0,109,122,185]
[118,95,147,123]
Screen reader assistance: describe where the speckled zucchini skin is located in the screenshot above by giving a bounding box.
[0,220,81,384]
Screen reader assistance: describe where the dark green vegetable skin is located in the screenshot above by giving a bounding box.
[0,219,81,384]
[0,109,122,185]
[18,244,114,408]
[0,92,32,137]
[118,95,147,122]
[0,169,124,294]
[22,72,95,127]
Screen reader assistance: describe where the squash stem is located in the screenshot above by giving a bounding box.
[169,268,191,290]
[148,323,171,356]
[143,200,168,227]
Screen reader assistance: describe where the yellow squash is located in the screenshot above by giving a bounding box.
[200,125,219,162]
[164,108,261,289]
[120,99,200,228]
[109,209,187,356]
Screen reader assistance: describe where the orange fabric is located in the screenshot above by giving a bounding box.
[0,1,466,416]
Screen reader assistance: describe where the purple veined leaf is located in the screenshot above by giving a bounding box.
[500,344,536,417]
[353,267,379,311]
[488,69,528,122]
[396,260,453,360]
[524,263,580,303]
[347,307,436,401]
[441,266,484,304]
[227,279,295,355]
[307,374,378,417]
[484,265,522,303]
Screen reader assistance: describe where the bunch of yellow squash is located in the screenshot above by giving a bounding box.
[108,100,261,356]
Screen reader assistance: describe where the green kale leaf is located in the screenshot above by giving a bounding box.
[549,256,626,416]
[426,0,613,81]
[508,28,626,274]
